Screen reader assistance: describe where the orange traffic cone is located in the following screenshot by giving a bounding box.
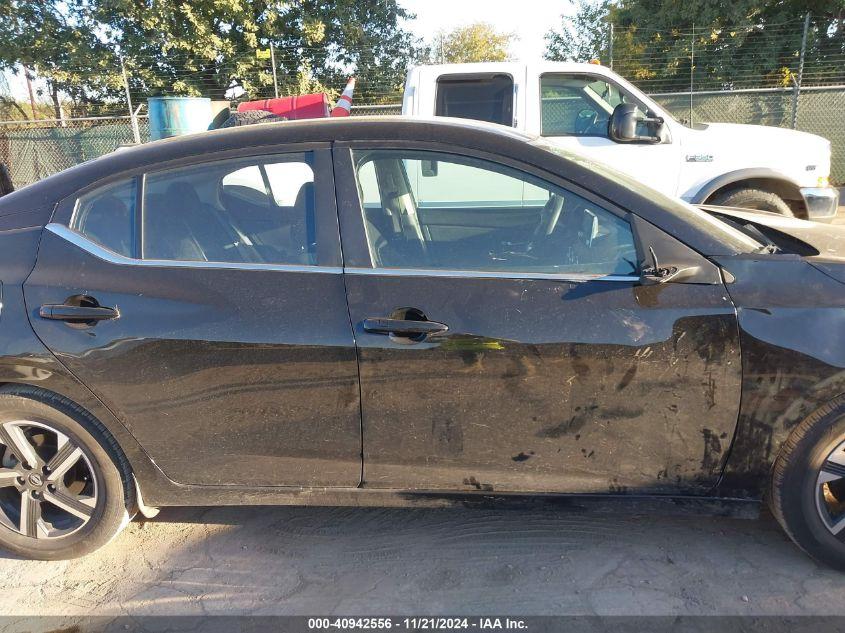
[331,77,356,117]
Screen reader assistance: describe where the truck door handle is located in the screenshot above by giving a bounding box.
[363,317,448,337]
[39,304,120,322]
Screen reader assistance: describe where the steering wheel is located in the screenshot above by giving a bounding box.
[574,109,600,135]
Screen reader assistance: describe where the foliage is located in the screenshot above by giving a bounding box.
[545,0,613,64]
[0,0,422,110]
[544,0,845,91]
[427,22,515,64]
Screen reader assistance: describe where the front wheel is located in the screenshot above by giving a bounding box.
[770,398,845,570]
[709,187,794,216]
[0,386,133,559]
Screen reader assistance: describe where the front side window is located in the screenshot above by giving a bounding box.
[70,178,137,257]
[541,74,641,138]
[143,153,316,265]
[435,74,514,126]
[353,150,638,276]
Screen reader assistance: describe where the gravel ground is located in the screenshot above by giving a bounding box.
[0,503,843,618]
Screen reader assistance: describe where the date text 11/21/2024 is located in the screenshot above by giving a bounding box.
[307,618,528,630]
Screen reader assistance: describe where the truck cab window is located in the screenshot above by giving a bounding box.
[541,74,641,138]
[435,74,514,127]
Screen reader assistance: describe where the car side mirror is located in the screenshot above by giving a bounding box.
[609,103,665,144]
[639,246,701,285]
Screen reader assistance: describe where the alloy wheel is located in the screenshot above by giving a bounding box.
[0,420,97,538]
[817,439,845,536]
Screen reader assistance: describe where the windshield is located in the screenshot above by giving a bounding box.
[530,137,763,253]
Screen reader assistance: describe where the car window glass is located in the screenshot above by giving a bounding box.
[263,162,315,206]
[541,74,636,137]
[435,74,514,126]
[70,178,136,257]
[143,153,316,265]
[353,150,638,276]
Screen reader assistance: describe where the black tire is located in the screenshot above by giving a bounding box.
[770,397,845,570]
[710,187,794,217]
[208,107,234,130]
[0,386,134,560]
[0,163,13,198]
[217,110,287,128]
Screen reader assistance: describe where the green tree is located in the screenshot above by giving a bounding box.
[0,0,421,112]
[430,22,515,64]
[544,0,845,91]
[0,0,123,117]
[98,0,421,102]
[545,0,613,63]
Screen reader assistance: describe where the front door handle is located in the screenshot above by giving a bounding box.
[363,317,448,337]
[39,304,120,322]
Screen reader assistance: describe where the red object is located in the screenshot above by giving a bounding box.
[237,93,331,120]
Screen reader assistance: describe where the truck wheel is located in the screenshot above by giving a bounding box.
[0,163,13,198]
[770,397,845,570]
[0,386,134,560]
[217,110,287,128]
[710,187,793,217]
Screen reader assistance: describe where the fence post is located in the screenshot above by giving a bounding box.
[270,43,280,98]
[608,21,614,70]
[791,12,810,130]
[120,56,141,145]
[689,23,695,125]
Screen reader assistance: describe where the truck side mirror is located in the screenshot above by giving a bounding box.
[609,103,665,144]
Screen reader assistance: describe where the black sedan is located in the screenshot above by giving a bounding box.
[0,117,844,567]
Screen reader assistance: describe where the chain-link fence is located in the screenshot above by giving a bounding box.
[0,116,150,190]
[2,85,844,189]
[2,88,843,189]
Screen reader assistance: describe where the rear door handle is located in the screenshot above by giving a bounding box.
[39,304,120,322]
[363,318,448,336]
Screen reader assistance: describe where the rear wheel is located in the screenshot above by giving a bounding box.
[770,399,845,570]
[0,387,133,559]
[710,187,794,217]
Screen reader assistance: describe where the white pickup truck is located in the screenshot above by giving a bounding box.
[401,62,839,220]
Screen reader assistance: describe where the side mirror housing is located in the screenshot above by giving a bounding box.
[609,103,666,144]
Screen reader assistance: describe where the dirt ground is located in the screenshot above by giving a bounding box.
[1,503,844,619]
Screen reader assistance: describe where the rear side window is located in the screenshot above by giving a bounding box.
[70,178,136,257]
[143,154,316,265]
[435,74,514,126]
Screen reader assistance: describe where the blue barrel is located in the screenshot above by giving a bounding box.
[147,96,212,140]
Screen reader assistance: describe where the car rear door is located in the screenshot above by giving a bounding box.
[334,142,742,495]
[24,145,362,487]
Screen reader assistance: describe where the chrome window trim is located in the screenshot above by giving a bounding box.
[45,223,342,274]
[344,266,639,283]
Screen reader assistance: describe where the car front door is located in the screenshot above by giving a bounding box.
[334,143,741,495]
[24,146,362,487]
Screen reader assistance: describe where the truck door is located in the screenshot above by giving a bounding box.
[529,73,683,196]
